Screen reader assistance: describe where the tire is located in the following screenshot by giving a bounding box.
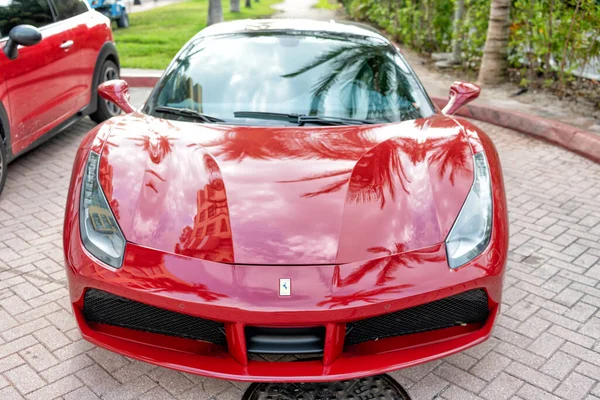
[0,137,7,197]
[90,60,122,124]
[117,12,129,28]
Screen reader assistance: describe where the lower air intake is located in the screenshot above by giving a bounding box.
[345,289,489,348]
[83,289,227,347]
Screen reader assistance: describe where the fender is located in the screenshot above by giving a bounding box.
[81,41,120,116]
[0,101,13,162]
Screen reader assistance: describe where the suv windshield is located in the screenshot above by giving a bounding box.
[145,32,435,126]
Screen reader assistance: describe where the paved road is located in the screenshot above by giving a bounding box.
[127,0,187,14]
[0,99,599,399]
[272,0,337,20]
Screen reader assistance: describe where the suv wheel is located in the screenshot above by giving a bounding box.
[117,12,129,28]
[0,137,7,196]
[90,60,122,123]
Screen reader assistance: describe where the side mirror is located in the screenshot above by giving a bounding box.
[4,25,42,60]
[98,79,135,114]
[442,81,481,115]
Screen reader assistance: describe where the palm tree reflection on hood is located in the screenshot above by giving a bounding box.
[280,129,472,209]
[336,244,445,288]
[91,249,228,302]
[198,127,376,162]
[317,284,412,308]
[280,138,411,209]
[198,123,472,210]
[282,42,422,121]
[317,244,445,308]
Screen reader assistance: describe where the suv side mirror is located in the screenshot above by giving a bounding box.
[442,81,481,115]
[98,79,135,114]
[4,25,42,60]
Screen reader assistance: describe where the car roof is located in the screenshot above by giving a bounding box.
[196,19,389,42]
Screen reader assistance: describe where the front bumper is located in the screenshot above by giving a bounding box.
[65,235,506,382]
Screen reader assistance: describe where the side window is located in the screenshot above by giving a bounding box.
[53,0,88,20]
[0,0,54,38]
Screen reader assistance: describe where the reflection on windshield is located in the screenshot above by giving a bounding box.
[283,42,423,121]
[146,33,434,125]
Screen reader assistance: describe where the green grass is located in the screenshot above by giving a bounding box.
[313,0,339,11]
[114,0,282,69]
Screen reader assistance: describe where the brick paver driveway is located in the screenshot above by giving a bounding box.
[0,115,599,400]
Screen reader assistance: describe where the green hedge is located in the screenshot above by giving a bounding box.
[342,0,600,86]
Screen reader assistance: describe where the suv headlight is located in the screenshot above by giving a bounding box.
[80,151,125,269]
[445,151,493,269]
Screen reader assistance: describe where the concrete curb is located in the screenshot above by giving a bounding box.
[124,76,163,88]
[431,97,600,163]
[121,73,599,163]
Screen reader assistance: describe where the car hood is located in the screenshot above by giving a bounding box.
[98,113,474,265]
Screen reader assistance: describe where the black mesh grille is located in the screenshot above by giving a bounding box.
[83,289,227,347]
[345,289,489,348]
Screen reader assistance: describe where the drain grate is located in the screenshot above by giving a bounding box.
[243,374,411,400]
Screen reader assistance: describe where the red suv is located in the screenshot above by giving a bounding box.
[0,0,120,195]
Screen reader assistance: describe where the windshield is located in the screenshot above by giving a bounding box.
[144,32,435,126]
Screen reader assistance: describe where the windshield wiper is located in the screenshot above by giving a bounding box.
[233,111,377,126]
[154,106,225,123]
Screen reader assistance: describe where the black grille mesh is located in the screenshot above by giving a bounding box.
[83,289,227,347]
[345,289,489,348]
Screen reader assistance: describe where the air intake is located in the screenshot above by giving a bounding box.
[83,289,227,347]
[345,289,489,348]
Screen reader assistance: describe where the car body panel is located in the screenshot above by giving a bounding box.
[96,114,474,265]
[69,11,114,111]
[1,19,75,152]
[64,112,508,381]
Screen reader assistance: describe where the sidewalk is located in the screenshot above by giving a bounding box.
[125,0,186,14]
[272,0,337,20]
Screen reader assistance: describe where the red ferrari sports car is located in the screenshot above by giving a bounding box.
[63,19,508,382]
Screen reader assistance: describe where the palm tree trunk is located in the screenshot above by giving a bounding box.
[477,0,511,86]
[424,0,434,51]
[451,0,465,63]
[544,0,554,79]
[230,0,240,12]
[526,0,536,83]
[558,0,582,94]
[207,0,224,26]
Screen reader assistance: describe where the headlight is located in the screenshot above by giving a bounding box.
[80,151,125,269]
[445,151,493,269]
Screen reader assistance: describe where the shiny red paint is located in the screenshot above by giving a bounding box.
[63,20,508,382]
[64,111,508,381]
[98,79,135,114]
[0,8,115,158]
[442,81,481,116]
[92,114,474,265]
